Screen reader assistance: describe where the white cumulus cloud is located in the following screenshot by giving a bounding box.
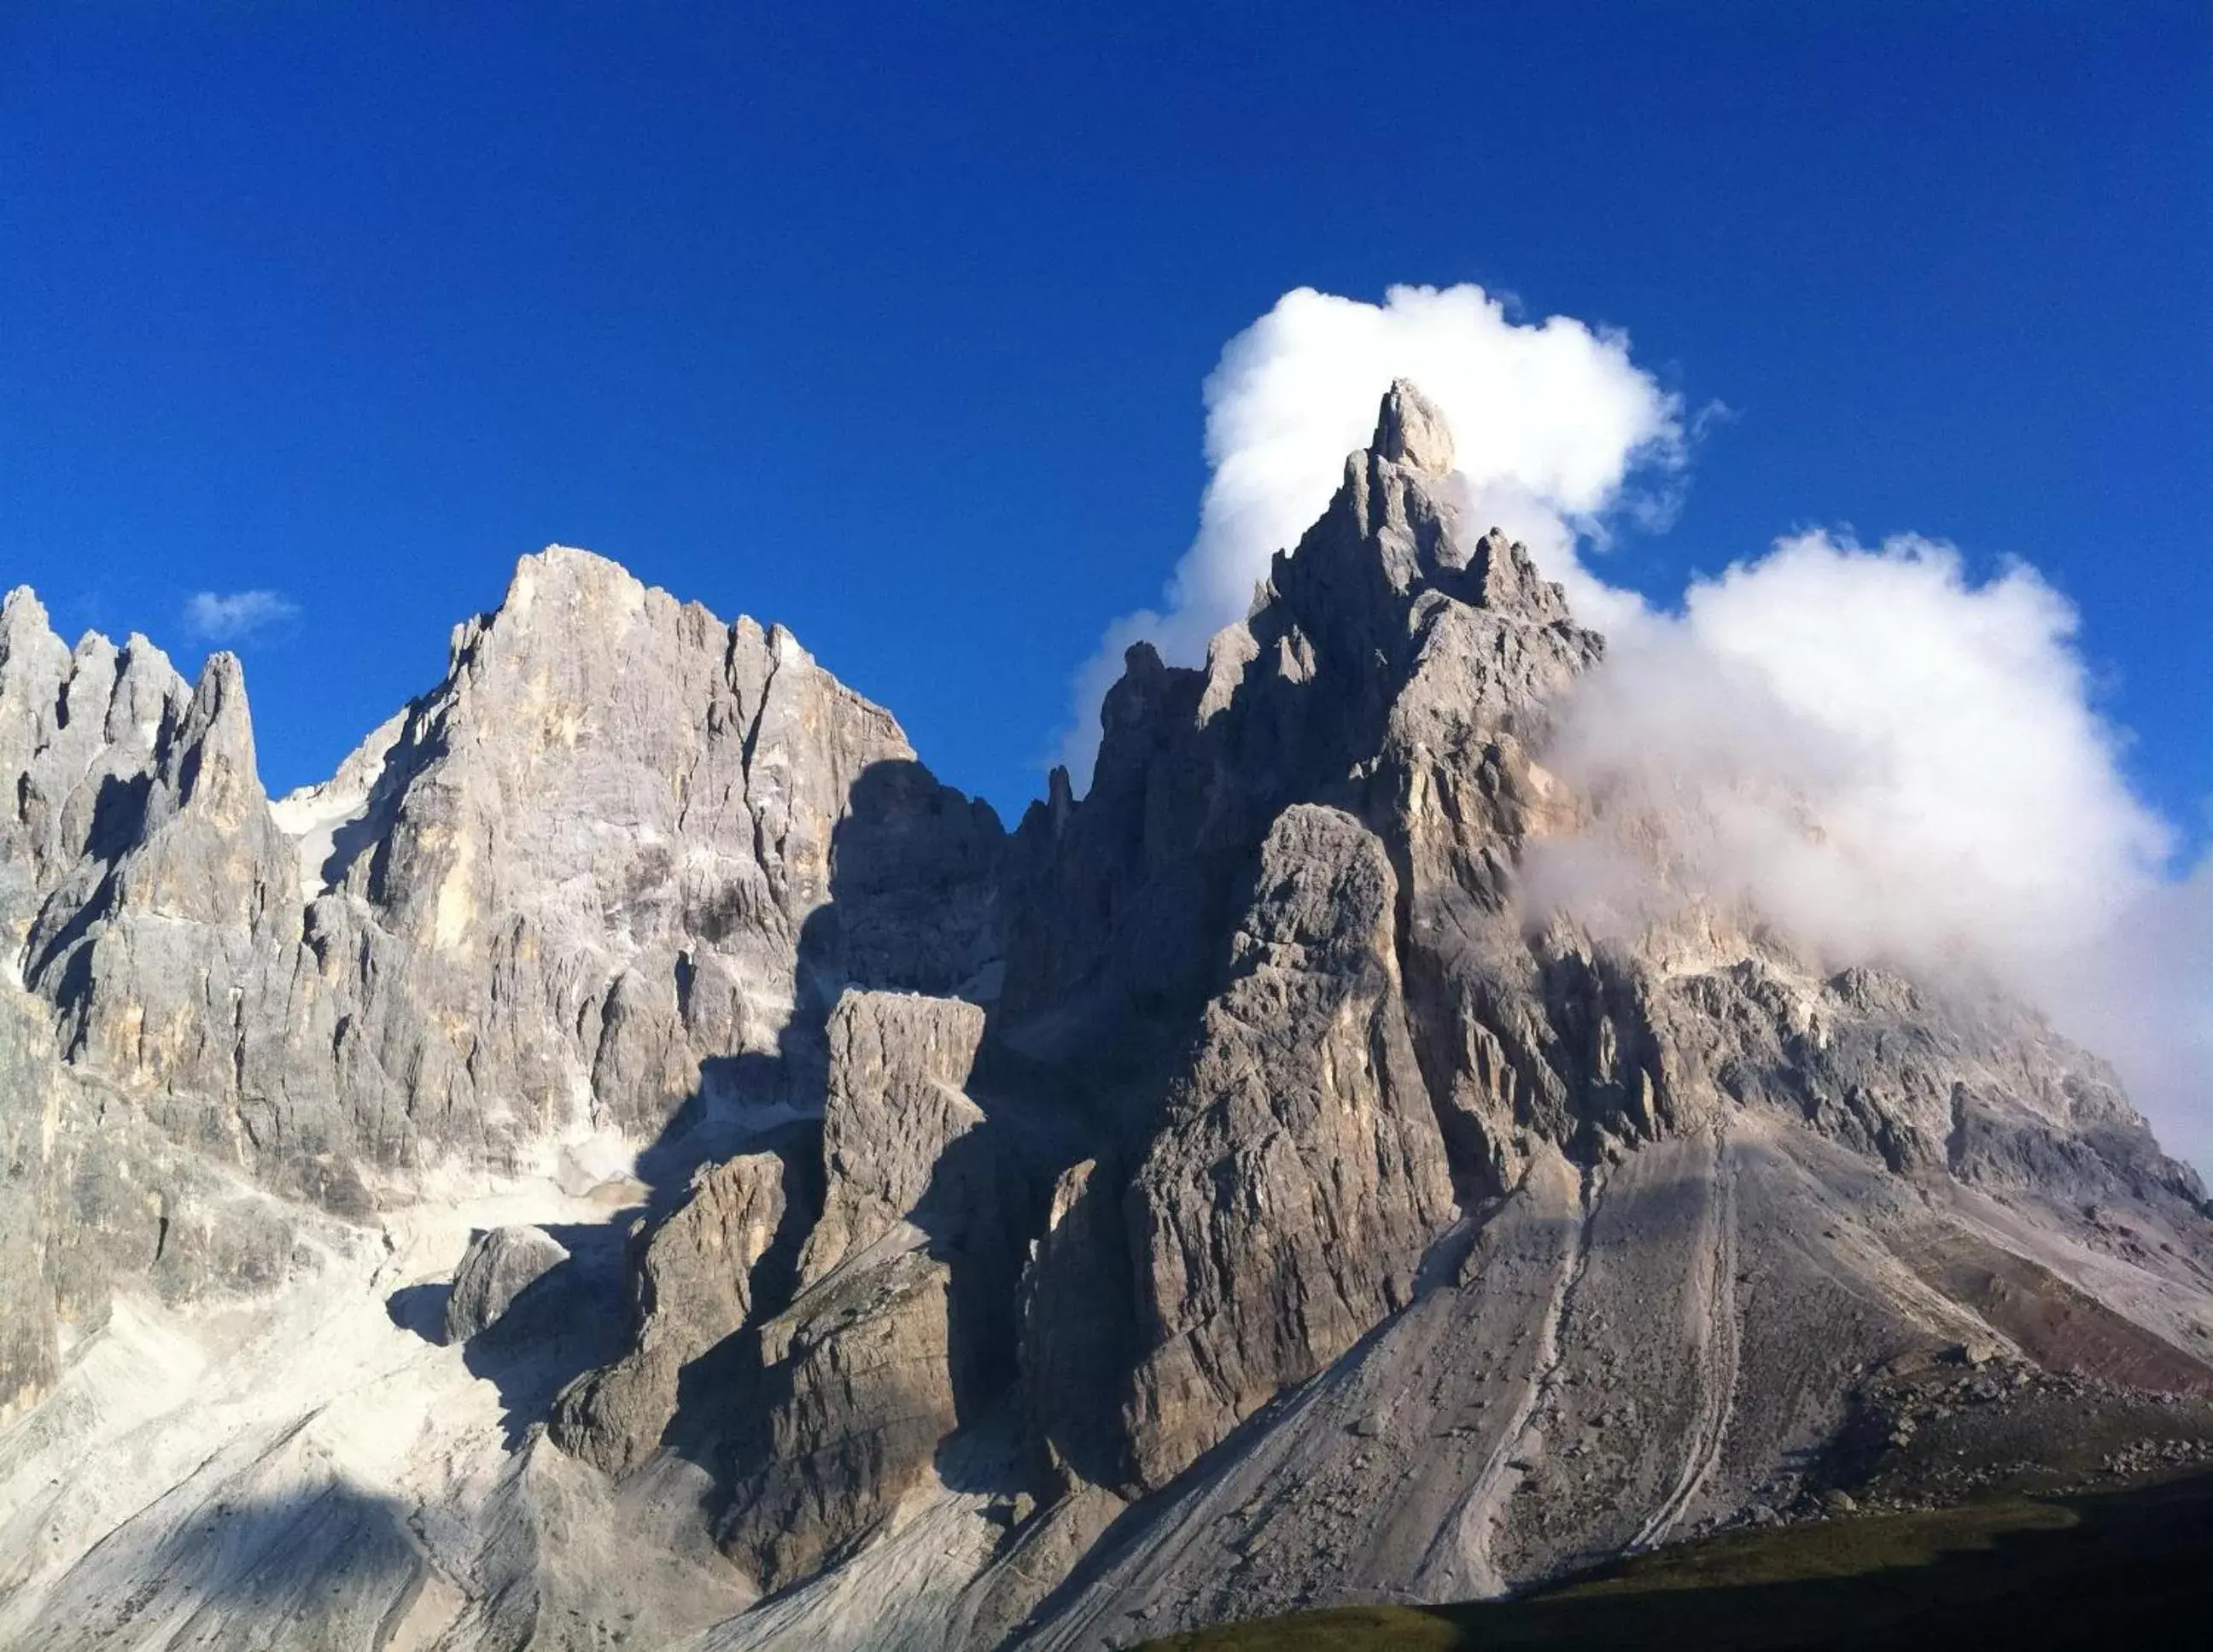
[183,588,297,643]
[1527,534,2206,1169]
[2048,849,2213,1170]
[1055,283,1686,779]
[1533,534,2174,967]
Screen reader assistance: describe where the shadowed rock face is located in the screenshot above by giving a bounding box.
[799,991,992,1285]
[551,1147,800,1477]
[2,384,2209,1652]
[715,988,1034,1591]
[447,1225,571,1344]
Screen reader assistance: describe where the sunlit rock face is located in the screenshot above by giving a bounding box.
[1,387,2208,1652]
[0,546,1004,1211]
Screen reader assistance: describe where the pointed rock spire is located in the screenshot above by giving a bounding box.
[104,635,187,746]
[0,587,68,699]
[164,651,264,824]
[1372,378,1456,475]
[1,587,53,655]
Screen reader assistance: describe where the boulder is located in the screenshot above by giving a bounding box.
[446,1225,570,1344]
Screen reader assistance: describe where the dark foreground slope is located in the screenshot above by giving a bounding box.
[1140,1471,2213,1651]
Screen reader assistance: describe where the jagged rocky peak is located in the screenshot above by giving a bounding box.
[0,586,66,686]
[4,411,2213,1652]
[1000,379,1595,1052]
[440,544,787,738]
[972,376,2212,1644]
[1373,376,1456,472]
[371,540,985,962]
[0,589,194,943]
[157,651,264,823]
[0,586,193,738]
[1287,378,1576,631]
[0,539,1006,1227]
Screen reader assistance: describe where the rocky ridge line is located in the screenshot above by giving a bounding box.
[0,385,2208,1652]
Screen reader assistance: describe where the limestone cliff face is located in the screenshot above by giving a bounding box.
[0,985,67,1427]
[717,989,1027,1591]
[552,1147,803,1478]
[0,592,191,951]
[2,387,2210,1651]
[1121,803,1455,1488]
[3,549,1001,1182]
[0,546,1001,1419]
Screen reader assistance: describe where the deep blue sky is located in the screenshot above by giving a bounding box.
[3,3,2205,848]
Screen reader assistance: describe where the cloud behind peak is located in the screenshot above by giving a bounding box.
[1054,283,1685,780]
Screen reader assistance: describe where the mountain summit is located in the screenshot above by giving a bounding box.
[1,386,2207,1649]
[1374,376,1457,472]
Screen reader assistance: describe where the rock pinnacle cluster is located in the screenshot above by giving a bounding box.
[1,383,2207,1649]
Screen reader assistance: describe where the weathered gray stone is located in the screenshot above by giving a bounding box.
[0,590,189,950]
[3,383,2211,1651]
[719,989,1023,1591]
[1019,1156,1137,1493]
[3,549,1003,1225]
[721,1235,964,1590]
[0,986,61,1425]
[447,1225,570,1344]
[1121,804,1456,1487]
[989,382,2213,1630]
[1373,377,1455,474]
[552,1149,797,1477]
[798,990,989,1285]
